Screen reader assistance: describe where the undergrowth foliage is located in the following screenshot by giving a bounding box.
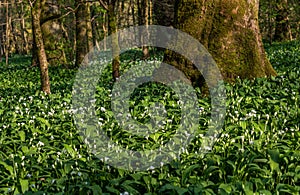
[0,42,299,194]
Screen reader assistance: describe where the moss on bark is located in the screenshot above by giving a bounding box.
[164,0,277,89]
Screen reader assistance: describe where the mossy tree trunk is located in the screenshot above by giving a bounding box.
[30,0,51,94]
[75,0,93,67]
[164,0,277,90]
[41,0,67,66]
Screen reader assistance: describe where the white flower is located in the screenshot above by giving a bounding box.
[89,99,96,103]
[37,141,44,147]
[204,146,212,150]
[100,107,106,112]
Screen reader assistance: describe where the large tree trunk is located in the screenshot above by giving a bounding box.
[164,0,276,90]
[30,0,51,94]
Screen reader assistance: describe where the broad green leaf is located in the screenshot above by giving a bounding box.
[19,179,28,194]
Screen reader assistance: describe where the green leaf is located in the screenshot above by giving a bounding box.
[19,131,25,142]
[268,149,281,173]
[63,144,76,158]
[19,179,28,193]
[259,190,272,195]
[0,160,14,175]
[219,183,232,194]
[182,164,200,185]
[88,185,102,195]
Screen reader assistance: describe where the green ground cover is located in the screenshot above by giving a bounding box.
[0,41,299,194]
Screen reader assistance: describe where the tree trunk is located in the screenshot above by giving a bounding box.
[0,1,3,62]
[5,0,10,66]
[19,2,29,54]
[274,0,292,42]
[164,0,276,90]
[75,0,93,67]
[138,0,149,59]
[142,0,150,58]
[152,0,174,26]
[41,0,67,66]
[108,0,120,81]
[30,0,51,94]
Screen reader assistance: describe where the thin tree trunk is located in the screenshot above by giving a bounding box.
[108,0,120,81]
[30,0,51,94]
[102,12,108,50]
[86,4,93,51]
[5,0,10,66]
[20,2,29,54]
[0,1,3,62]
[268,1,273,44]
[141,0,149,59]
[131,0,135,25]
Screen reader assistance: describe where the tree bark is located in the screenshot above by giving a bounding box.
[142,0,149,58]
[164,0,277,91]
[19,2,29,54]
[75,0,93,67]
[274,0,292,42]
[30,0,51,94]
[152,0,174,26]
[107,0,120,81]
[0,1,3,62]
[138,0,150,59]
[41,0,67,66]
[5,0,10,66]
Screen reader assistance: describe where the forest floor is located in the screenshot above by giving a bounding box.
[0,41,299,194]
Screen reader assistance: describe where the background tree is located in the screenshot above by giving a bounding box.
[4,0,11,66]
[29,0,51,94]
[107,0,120,81]
[152,0,174,26]
[0,1,4,62]
[41,0,68,66]
[138,0,150,58]
[259,0,300,43]
[75,0,93,67]
[16,0,30,55]
[274,0,292,42]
